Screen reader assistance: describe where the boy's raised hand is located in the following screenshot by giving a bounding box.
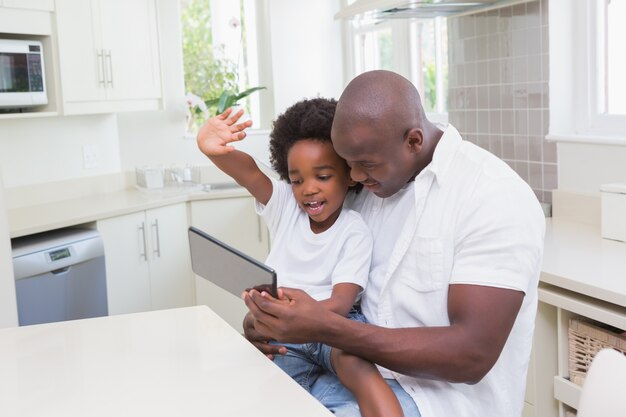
[197,108,253,156]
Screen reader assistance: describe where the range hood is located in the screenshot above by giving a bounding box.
[335,0,532,20]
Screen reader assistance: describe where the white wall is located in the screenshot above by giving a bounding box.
[558,142,626,194]
[0,115,122,188]
[0,170,18,328]
[267,0,345,116]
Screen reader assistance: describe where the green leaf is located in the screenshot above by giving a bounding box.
[234,86,266,101]
[217,90,236,114]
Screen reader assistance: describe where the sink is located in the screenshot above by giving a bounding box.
[202,182,242,192]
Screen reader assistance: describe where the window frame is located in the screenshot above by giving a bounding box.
[548,0,626,145]
[342,14,449,123]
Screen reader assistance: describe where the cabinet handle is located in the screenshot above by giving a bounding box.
[138,222,148,261]
[257,215,262,242]
[105,50,114,87]
[97,50,105,86]
[152,219,161,258]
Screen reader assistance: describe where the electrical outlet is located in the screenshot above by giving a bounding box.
[83,144,100,169]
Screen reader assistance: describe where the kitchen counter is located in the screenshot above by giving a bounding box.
[0,305,332,417]
[7,185,249,238]
[541,218,626,307]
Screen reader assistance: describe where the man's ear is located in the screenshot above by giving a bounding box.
[406,128,424,153]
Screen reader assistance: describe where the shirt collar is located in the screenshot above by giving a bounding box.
[420,123,462,187]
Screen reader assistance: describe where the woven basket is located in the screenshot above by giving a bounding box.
[568,318,626,386]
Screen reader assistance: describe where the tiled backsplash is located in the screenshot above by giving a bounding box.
[447,0,555,203]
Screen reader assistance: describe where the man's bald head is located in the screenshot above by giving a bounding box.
[333,70,425,137]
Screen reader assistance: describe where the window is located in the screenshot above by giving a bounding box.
[180,0,263,128]
[606,0,626,115]
[549,0,626,143]
[345,12,448,121]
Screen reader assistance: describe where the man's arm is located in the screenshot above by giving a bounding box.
[244,283,523,383]
[197,108,272,205]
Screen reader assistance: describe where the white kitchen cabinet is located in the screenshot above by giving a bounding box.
[55,0,162,115]
[1,0,53,10]
[98,203,193,315]
[189,196,270,332]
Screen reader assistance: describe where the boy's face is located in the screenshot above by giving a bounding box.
[287,139,355,233]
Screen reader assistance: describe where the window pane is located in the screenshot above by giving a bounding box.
[411,19,448,113]
[354,27,392,74]
[607,0,626,114]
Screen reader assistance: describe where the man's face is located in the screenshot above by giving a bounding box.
[332,123,416,198]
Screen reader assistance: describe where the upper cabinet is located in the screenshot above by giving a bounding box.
[54,0,162,115]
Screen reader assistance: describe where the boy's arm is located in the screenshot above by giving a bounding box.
[197,108,272,205]
[318,283,362,317]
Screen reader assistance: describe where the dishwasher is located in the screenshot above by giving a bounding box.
[12,228,108,326]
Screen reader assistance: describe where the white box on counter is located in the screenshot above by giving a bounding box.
[600,182,626,243]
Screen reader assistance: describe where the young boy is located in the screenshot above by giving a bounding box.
[197,98,403,417]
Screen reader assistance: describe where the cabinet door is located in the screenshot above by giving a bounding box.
[191,197,269,261]
[98,211,151,315]
[99,0,162,101]
[55,0,106,103]
[146,203,193,310]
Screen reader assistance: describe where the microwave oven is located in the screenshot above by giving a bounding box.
[0,39,48,109]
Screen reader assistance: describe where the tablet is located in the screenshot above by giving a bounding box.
[188,226,277,297]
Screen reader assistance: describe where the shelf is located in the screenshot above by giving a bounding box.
[539,283,626,330]
[0,111,58,119]
[553,376,581,410]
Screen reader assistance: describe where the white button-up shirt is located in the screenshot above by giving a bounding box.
[348,125,545,417]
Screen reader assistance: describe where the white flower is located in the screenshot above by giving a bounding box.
[228,17,240,29]
[185,92,208,117]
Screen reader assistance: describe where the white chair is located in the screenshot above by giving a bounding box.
[576,348,626,417]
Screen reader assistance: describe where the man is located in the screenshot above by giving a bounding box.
[244,70,545,417]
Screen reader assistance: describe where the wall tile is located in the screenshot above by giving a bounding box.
[489,109,502,134]
[478,110,490,132]
[489,84,502,109]
[528,110,542,136]
[502,110,515,134]
[489,60,501,84]
[543,163,558,189]
[515,160,530,182]
[526,1,541,28]
[501,84,514,108]
[543,139,557,163]
[513,56,528,83]
[515,109,528,135]
[529,136,543,161]
[447,0,554,203]
[514,135,530,160]
[529,162,543,188]
[490,135,503,157]
[502,136,515,159]
[477,85,489,109]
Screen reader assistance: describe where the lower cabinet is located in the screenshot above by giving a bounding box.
[98,203,193,315]
[190,196,270,332]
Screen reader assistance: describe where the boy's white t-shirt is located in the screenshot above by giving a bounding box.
[255,178,372,301]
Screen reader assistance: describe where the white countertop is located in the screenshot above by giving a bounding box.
[542,218,626,307]
[0,306,333,417]
[7,186,249,238]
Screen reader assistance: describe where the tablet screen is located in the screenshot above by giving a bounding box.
[188,226,277,297]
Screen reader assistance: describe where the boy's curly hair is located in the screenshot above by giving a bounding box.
[269,98,339,182]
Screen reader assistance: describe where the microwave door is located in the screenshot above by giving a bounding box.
[0,52,30,93]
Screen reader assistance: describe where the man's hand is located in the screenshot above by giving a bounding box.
[244,287,333,344]
[197,108,253,157]
[242,311,286,360]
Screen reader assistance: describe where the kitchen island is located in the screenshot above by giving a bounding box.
[0,305,333,417]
